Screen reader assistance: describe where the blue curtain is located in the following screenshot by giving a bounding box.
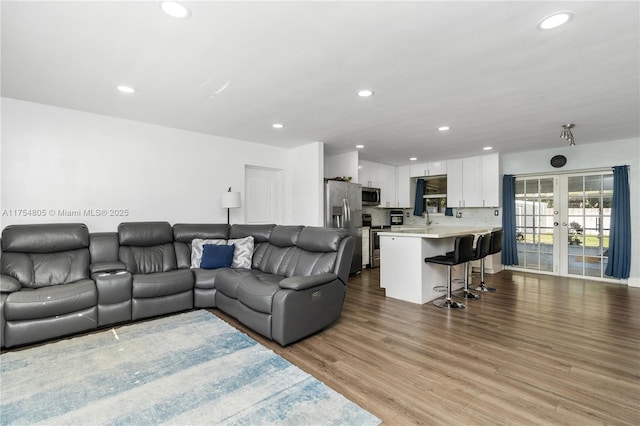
[502,174,518,265]
[605,165,631,279]
[413,178,424,216]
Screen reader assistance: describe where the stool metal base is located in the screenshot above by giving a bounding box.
[433,298,466,309]
[453,289,481,299]
[474,284,496,292]
[477,257,497,292]
[452,262,480,300]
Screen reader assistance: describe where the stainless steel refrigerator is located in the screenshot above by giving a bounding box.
[324,180,362,274]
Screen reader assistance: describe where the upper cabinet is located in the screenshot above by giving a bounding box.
[358,160,380,188]
[396,165,412,208]
[446,158,464,207]
[447,153,500,208]
[481,153,500,207]
[409,160,446,177]
[359,160,396,207]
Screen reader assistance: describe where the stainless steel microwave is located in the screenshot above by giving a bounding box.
[362,187,381,206]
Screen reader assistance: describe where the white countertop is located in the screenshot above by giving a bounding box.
[379,226,500,238]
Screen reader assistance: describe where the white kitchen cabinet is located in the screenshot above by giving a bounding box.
[379,233,465,303]
[447,153,500,208]
[410,162,428,177]
[358,160,375,188]
[380,164,396,207]
[446,158,463,208]
[409,160,446,177]
[359,160,387,189]
[481,153,500,207]
[359,160,396,207]
[427,160,447,176]
[396,165,412,208]
[462,156,483,207]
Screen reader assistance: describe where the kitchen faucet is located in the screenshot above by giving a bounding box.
[425,208,432,226]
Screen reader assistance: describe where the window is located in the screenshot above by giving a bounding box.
[422,175,447,213]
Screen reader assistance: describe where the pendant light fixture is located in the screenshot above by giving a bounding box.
[560,123,576,146]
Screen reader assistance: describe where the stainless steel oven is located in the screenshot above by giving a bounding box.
[370,226,390,268]
[390,209,404,225]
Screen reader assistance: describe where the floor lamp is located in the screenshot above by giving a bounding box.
[221,188,241,225]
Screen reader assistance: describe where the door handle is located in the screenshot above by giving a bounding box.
[342,198,350,229]
[554,222,559,226]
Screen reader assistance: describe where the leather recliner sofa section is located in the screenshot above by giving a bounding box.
[0,221,354,349]
[0,224,98,348]
[172,223,233,308]
[177,223,355,345]
[118,222,194,321]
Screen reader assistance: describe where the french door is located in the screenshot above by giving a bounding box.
[513,171,613,279]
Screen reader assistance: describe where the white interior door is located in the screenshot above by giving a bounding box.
[245,166,284,224]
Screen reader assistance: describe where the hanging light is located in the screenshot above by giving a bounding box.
[560,123,576,146]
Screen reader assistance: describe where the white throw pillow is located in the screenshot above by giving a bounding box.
[228,236,255,269]
[191,238,226,268]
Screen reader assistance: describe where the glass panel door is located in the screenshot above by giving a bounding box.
[564,173,612,278]
[514,177,556,272]
[512,172,613,279]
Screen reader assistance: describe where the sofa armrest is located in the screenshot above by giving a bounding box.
[90,261,127,274]
[0,274,21,293]
[279,273,338,291]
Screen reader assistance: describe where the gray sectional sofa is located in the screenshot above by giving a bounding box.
[0,222,354,349]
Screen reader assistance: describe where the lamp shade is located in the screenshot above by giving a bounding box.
[221,191,241,209]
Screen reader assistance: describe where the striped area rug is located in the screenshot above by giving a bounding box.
[1,310,380,425]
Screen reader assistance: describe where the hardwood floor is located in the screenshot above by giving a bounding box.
[214,268,640,425]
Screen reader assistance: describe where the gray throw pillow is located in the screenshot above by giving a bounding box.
[228,236,254,269]
[191,236,255,269]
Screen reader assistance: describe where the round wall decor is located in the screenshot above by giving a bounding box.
[550,155,567,168]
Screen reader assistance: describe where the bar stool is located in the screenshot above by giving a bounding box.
[454,233,490,300]
[425,234,474,309]
[475,229,502,292]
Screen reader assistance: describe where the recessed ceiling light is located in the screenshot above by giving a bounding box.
[483,146,493,151]
[438,126,450,132]
[355,144,365,149]
[161,1,191,19]
[410,157,418,161]
[537,11,573,30]
[272,123,284,129]
[117,85,136,94]
[357,90,374,97]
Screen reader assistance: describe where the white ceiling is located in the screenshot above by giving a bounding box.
[2,1,638,166]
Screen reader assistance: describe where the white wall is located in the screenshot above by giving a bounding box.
[324,151,359,181]
[503,137,640,287]
[289,141,324,226]
[0,98,319,231]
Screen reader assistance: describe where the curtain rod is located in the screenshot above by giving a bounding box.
[510,166,621,178]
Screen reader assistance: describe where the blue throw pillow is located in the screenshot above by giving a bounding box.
[200,244,235,269]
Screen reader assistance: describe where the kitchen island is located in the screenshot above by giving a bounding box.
[378,226,501,304]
